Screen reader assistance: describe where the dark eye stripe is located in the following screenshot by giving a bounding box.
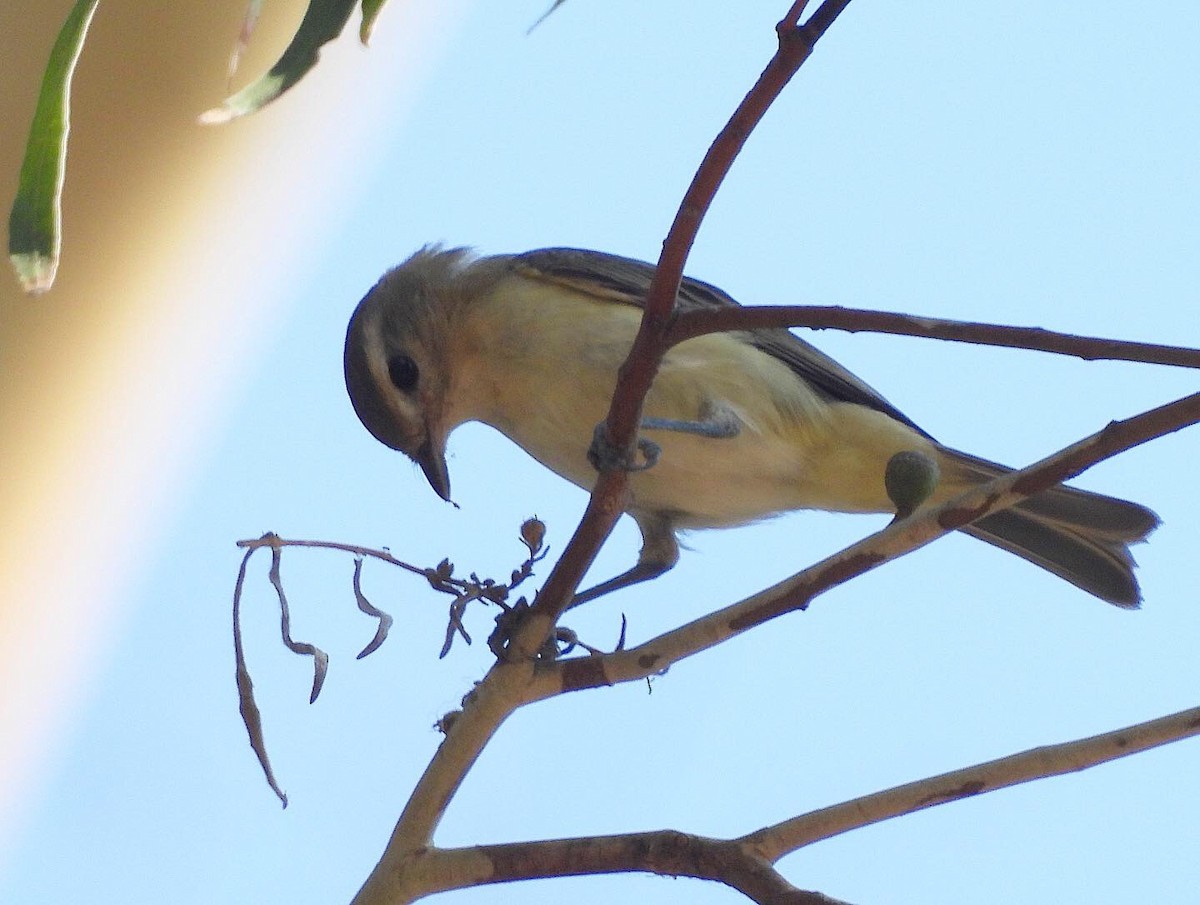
[387,353,419,393]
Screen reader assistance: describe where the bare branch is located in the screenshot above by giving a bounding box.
[668,304,1200,370]
[351,704,1200,902]
[236,534,429,580]
[742,705,1200,861]
[357,831,855,905]
[782,2,812,28]
[351,703,1200,905]
[351,660,539,904]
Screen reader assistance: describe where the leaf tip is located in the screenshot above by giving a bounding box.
[360,0,384,45]
[10,251,58,294]
[197,105,238,126]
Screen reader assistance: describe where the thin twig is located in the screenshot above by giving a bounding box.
[237,534,430,580]
[802,0,854,40]
[782,1,813,25]
[349,705,1200,900]
[667,303,1200,369]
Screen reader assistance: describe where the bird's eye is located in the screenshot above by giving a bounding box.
[387,353,419,393]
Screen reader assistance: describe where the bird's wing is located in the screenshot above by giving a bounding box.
[511,247,931,437]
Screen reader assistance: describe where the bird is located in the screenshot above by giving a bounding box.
[343,246,1158,608]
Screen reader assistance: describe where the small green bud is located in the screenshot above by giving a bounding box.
[885,450,941,519]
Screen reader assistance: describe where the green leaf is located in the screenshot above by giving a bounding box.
[200,0,358,124]
[359,0,387,45]
[8,0,101,294]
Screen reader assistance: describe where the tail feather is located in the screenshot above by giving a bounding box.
[940,449,1159,608]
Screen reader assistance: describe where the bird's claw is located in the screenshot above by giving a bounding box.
[588,423,661,473]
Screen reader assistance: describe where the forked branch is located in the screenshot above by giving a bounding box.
[347,389,1200,903]
[334,1,1195,902]
[351,706,1199,903]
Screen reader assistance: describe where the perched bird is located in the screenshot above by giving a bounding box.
[344,246,1158,607]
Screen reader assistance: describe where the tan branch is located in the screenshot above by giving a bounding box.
[351,704,1200,903]
[555,390,1200,694]
[361,831,855,905]
[350,701,1199,905]
[742,705,1200,861]
[351,659,539,904]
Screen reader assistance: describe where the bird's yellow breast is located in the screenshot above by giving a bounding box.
[445,274,934,527]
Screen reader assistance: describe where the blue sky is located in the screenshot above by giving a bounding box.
[3,2,1198,903]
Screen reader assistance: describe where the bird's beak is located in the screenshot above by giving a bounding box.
[414,438,452,502]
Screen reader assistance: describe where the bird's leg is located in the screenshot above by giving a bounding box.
[566,561,672,609]
[578,407,730,607]
[566,514,680,609]
[641,401,741,439]
[587,402,741,474]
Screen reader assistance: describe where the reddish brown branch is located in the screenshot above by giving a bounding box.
[524,1,855,634]
[668,304,1200,369]
[612,5,835,427]
[801,0,854,41]
[782,2,812,27]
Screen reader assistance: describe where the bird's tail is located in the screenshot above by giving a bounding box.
[938,450,1159,608]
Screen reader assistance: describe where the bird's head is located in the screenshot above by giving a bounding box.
[343,248,477,502]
